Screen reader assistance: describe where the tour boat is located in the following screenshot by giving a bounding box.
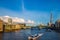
[28,33,43,40]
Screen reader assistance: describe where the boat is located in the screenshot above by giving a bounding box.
[28,33,43,40]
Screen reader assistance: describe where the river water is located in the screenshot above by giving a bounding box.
[1,29,60,40]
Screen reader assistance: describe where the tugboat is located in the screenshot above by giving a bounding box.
[28,33,43,40]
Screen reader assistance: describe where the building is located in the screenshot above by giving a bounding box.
[0,17,26,32]
[8,18,12,24]
[12,23,21,30]
[38,24,46,29]
[3,18,13,32]
[3,22,12,32]
[19,23,26,29]
[0,19,3,32]
[48,22,53,27]
[55,19,60,29]
[26,26,31,29]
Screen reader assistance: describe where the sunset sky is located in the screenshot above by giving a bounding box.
[0,0,60,25]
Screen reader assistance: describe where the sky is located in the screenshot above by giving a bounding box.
[0,0,60,25]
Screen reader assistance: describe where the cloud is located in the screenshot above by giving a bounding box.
[0,16,35,24]
[4,16,10,18]
[27,20,34,24]
[0,16,11,22]
[12,17,25,23]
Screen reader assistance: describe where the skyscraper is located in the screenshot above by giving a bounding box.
[48,12,53,27]
[50,12,53,24]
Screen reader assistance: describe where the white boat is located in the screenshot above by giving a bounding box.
[28,33,43,40]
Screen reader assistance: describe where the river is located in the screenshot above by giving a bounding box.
[0,29,60,40]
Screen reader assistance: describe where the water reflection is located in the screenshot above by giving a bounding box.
[2,29,60,40]
[0,33,2,40]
